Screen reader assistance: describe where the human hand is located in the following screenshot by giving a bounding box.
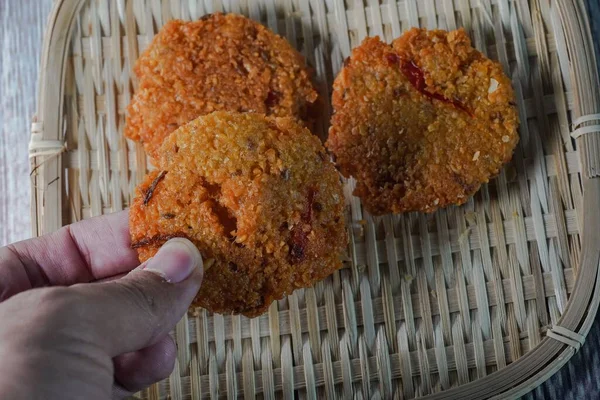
[0,210,203,399]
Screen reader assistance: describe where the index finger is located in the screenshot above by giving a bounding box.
[0,210,139,300]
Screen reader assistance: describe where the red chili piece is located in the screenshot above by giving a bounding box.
[399,59,473,117]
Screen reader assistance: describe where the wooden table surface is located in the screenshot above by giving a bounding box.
[1,1,600,399]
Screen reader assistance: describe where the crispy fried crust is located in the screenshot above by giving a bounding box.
[130,112,347,317]
[327,28,519,214]
[125,13,318,160]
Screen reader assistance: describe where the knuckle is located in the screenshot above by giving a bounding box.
[121,279,159,314]
[34,287,77,316]
[118,277,164,334]
[25,287,82,330]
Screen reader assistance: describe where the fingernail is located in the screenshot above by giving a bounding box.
[144,238,202,283]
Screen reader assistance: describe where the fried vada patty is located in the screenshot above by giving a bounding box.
[125,13,319,160]
[129,112,347,317]
[326,28,519,214]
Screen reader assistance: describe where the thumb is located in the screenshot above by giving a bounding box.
[72,238,203,357]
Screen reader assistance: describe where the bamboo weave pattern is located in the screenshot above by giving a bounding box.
[56,0,582,398]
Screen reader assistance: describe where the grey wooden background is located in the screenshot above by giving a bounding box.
[1,0,53,246]
[1,0,599,398]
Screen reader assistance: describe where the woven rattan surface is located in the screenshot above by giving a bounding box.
[29,0,600,399]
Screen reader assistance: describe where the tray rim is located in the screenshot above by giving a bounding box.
[28,0,600,398]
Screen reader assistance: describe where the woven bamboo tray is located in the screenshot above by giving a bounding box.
[30,0,600,398]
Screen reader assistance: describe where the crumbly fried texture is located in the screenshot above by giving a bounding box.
[126,13,318,160]
[130,112,346,317]
[327,28,519,214]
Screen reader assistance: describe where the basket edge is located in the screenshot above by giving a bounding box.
[423,0,600,397]
[30,0,85,237]
[490,0,600,396]
[28,0,600,398]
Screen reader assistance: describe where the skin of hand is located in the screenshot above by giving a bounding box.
[0,210,203,399]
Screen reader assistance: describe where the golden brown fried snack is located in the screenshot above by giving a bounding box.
[126,13,318,160]
[327,28,519,214]
[129,112,346,317]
